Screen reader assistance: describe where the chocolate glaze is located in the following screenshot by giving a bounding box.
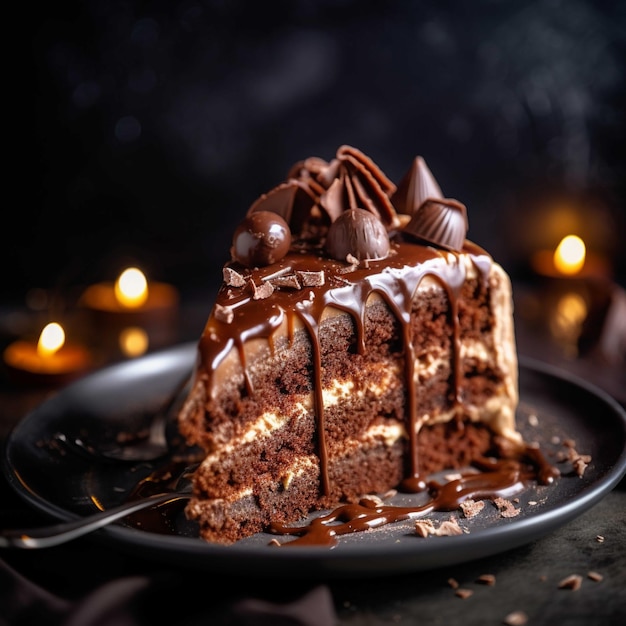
[200,237,491,494]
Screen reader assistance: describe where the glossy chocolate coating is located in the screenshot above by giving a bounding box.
[231,211,291,267]
[403,198,469,252]
[325,208,390,261]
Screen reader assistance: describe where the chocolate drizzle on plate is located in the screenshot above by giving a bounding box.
[270,449,558,547]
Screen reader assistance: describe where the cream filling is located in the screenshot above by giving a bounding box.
[192,261,520,450]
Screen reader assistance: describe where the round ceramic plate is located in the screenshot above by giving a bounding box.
[3,343,626,578]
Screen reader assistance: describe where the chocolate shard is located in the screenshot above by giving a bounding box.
[247,181,299,223]
[391,156,443,216]
[403,198,468,252]
[223,266,246,288]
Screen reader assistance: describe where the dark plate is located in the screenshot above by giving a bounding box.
[3,343,626,578]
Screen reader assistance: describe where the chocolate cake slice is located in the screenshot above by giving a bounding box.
[177,145,522,545]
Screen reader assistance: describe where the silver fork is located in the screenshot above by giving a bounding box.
[53,372,191,463]
[0,465,196,549]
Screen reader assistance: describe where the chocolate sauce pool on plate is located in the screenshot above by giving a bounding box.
[124,446,558,548]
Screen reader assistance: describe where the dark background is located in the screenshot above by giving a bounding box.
[7,0,626,306]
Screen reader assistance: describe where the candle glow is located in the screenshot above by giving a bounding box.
[553,235,586,276]
[114,267,149,308]
[3,321,91,383]
[37,322,65,357]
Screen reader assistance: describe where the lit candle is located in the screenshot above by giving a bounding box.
[80,267,179,356]
[531,234,611,279]
[3,321,92,386]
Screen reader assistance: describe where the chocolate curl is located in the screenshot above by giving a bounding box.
[251,145,401,241]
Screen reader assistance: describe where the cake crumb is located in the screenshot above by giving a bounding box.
[455,589,473,599]
[460,499,485,518]
[587,571,603,582]
[558,574,583,590]
[503,610,528,625]
[476,574,496,586]
[267,538,281,547]
[494,497,520,518]
[447,577,459,589]
[596,535,605,543]
[528,413,539,427]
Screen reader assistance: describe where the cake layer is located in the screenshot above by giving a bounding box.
[178,244,519,543]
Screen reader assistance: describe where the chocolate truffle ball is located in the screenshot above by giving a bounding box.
[232,211,291,267]
[325,208,390,262]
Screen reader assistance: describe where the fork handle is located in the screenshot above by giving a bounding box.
[0,493,190,549]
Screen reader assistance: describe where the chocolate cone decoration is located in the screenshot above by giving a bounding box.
[403,198,468,252]
[391,156,443,216]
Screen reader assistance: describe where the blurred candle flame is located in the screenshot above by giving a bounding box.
[114,267,149,308]
[553,235,586,276]
[119,326,149,358]
[37,322,65,357]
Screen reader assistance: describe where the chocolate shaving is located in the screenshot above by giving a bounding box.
[494,497,520,518]
[476,574,496,586]
[503,611,528,626]
[455,589,473,599]
[297,270,325,287]
[251,280,275,300]
[558,574,583,590]
[271,274,301,290]
[460,498,484,519]
[557,443,592,477]
[223,266,246,288]
[214,304,234,324]
[415,516,463,537]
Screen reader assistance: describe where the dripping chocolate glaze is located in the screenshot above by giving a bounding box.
[186,146,559,547]
[199,238,493,496]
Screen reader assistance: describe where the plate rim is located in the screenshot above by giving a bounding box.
[3,345,626,577]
